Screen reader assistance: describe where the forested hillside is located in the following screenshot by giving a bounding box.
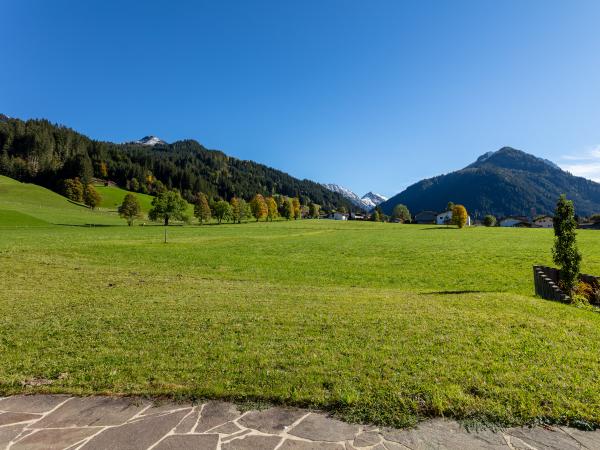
[0,117,353,210]
[379,147,600,217]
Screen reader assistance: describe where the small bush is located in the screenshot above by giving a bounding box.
[483,215,496,227]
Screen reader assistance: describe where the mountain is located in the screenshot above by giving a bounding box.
[361,192,387,209]
[133,135,167,146]
[379,147,600,218]
[322,184,366,209]
[322,184,387,210]
[0,117,354,211]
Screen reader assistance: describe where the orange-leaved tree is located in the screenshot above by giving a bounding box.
[250,194,268,221]
[452,204,468,228]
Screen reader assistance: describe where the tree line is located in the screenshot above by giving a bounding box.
[0,117,354,212]
[119,189,320,226]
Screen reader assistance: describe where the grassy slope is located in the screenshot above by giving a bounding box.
[0,176,122,226]
[94,184,196,218]
[94,184,155,213]
[0,214,599,428]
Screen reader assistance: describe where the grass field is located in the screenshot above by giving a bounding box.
[94,184,156,213]
[1,176,599,429]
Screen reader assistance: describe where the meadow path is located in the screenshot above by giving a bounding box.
[0,395,598,449]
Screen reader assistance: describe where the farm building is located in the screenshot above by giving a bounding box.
[332,212,348,221]
[414,211,437,224]
[499,216,531,227]
[435,210,472,226]
[533,215,553,228]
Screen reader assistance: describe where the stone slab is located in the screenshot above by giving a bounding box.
[194,401,241,433]
[289,413,359,442]
[34,396,148,428]
[239,407,306,434]
[80,409,189,450]
[221,434,282,450]
[11,427,99,450]
[0,424,28,448]
[382,419,508,449]
[0,395,69,414]
[353,430,381,447]
[506,426,581,450]
[0,412,41,426]
[279,440,345,450]
[153,434,219,450]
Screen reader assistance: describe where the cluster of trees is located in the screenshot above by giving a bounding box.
[196,193,316,225]
[118,189,322,226]
[62,178,102,209]
[0,117,354,212]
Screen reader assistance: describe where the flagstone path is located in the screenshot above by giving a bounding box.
[0,395,598,449]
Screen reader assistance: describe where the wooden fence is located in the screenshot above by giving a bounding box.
[533,265,600,305]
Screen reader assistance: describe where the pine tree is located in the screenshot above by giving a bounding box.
[552,195,581,295]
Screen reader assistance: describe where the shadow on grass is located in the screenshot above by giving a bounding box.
[420,226,457,230]
[428,290,486,295]
[56,223,123,228]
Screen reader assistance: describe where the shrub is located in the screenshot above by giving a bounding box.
[483,215,496,227]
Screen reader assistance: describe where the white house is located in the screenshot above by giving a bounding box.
[436,210,471,226]
[533,215,553,228]
[333,212,348,221]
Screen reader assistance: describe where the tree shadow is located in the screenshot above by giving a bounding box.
[428,290,486,295]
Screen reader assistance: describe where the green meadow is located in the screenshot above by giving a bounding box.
[1,175,599,429]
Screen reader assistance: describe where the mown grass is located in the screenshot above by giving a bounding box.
[94,184,156,213]
[1,177,599,429]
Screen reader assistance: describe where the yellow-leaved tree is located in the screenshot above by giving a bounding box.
[292,197,301,220]
[266,196,278,221]
[452,204,468,228]
[250,194,268,221]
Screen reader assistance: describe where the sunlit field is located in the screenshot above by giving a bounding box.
[1,176,599,428]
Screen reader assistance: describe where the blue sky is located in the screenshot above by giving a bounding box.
[2,0,600,196]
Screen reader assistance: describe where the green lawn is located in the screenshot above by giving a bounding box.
[1,176,600,429]
[94,184,156,213]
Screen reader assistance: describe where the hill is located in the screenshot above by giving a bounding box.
[0,175,121,226]
[0,117,354,211]
[379,147,600,218]
[94,184,155,213]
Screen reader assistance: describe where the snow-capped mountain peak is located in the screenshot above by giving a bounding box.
[322,184,387,210]
[361,192,387,208]
[133,135,167,146]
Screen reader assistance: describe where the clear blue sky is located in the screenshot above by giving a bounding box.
[3,0,600,196]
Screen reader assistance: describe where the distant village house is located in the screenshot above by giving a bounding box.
[532,215,553,228]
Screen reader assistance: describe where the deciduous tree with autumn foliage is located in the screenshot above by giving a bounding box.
[452,204,468,228]
[250,194,268,221]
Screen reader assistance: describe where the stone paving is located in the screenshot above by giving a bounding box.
[0,395,598,449]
